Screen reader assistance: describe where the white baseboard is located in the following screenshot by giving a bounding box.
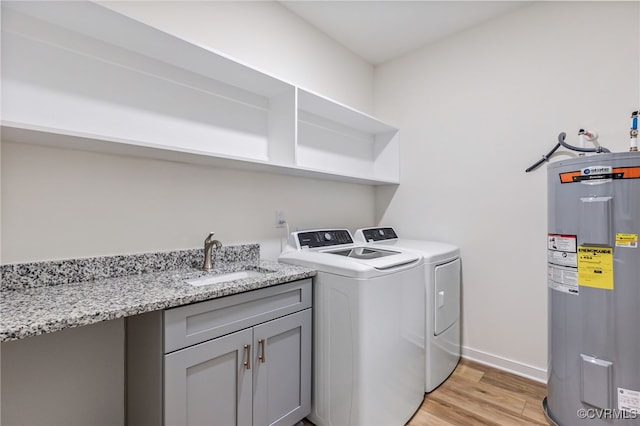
[461,346,547,383]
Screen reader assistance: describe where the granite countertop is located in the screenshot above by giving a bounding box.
[0,245,315,342]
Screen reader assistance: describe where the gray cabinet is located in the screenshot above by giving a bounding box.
[252,311,311,426]
[164,328,253,426]
[127,279,312,426]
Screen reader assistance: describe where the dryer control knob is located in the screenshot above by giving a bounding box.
[324,232,333,241]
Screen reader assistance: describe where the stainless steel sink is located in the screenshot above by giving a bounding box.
[184,270,265,287]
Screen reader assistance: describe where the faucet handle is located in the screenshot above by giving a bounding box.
[204,232,223,248]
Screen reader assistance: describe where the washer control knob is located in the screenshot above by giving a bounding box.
[324,232,333,241]
[378,229,385,236]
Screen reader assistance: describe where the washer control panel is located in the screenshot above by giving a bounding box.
[296,229,353,248]
[360,227,398,242]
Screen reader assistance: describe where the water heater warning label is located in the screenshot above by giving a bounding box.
[618,387,640,413]
[548,265,578,294]
[616,233,638,248]
[548,234,577,254]
[577,246,614,290]
[548,234,578,294]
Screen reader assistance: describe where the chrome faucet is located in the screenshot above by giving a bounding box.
[202,232,223,271]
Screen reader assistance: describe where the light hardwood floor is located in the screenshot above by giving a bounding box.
[303,358,548,425]
[407,358,548,425]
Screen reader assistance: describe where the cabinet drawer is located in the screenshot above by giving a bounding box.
[164,279,311,353]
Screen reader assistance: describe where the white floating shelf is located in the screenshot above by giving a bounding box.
[1,1,399,185]
[296,89,400,183]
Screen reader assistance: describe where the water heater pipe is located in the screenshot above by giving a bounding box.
[525,132,611,173]
[630,110,638,152]
[578,129,586,150]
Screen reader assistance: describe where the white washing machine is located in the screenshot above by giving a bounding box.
[354,227,461,392]
[278,229,425,426]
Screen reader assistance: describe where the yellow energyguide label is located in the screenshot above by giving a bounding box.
[577,246,614,290]
[615,233,638,248]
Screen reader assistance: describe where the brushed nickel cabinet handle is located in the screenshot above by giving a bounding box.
[243,344,251,370]
[258,339,265,363]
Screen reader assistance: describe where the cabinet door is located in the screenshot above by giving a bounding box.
[164,328,253,426]
[252,309,312,426]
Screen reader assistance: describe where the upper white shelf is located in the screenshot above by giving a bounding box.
[296,89,400,183]
[1,1,399,185]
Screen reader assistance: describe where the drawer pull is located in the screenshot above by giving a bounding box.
[258,339,265,363]
[243,344,251,370]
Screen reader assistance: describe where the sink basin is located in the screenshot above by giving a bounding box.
[184,270,265,287]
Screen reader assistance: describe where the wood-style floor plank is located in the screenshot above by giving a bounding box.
[523,401,549,424]
[448,361,485,383]
[480,366,547,405]
[412,398,494,426]
[408,358,548,426]
[430,375,527,417]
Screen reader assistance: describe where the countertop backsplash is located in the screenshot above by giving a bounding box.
[1,244,260,291]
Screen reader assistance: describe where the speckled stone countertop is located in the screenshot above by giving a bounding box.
[0,245,315,342]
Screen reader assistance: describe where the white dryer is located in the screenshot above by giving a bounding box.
[354,227,461,392]
[279,229,425,426]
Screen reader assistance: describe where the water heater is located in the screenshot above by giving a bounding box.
[544,152,640,425]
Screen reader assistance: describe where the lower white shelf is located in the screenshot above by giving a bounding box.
[1,123,400,185]
[296,113,400,184]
